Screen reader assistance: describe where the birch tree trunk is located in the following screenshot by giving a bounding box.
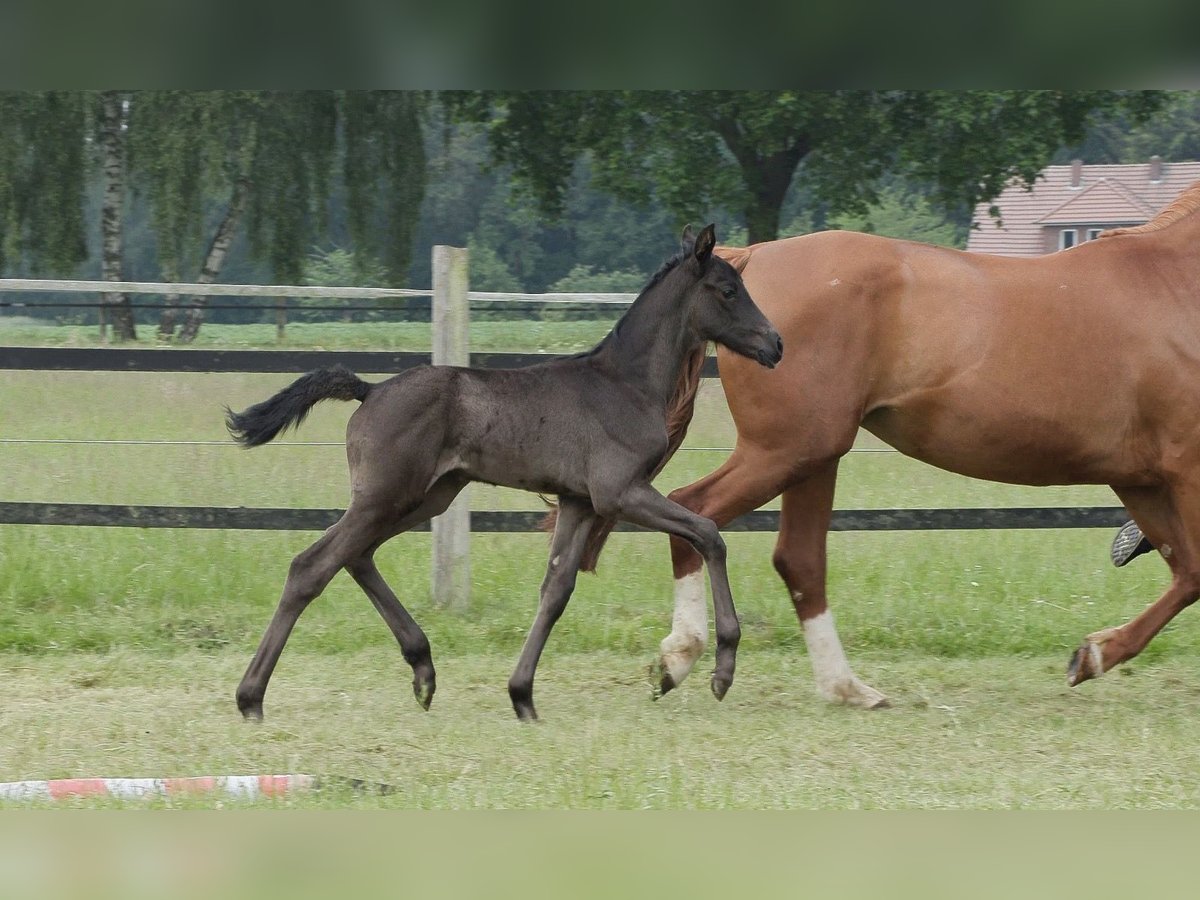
[176,172,250,343]
[99,91,136,341]
[156,257,182,339]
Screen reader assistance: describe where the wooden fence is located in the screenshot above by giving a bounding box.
[0,250,1130,609]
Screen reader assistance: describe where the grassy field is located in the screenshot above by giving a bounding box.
[2,318,1197,808]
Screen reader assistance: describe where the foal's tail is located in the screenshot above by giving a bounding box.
[542,344,709,572]
[225,365,372,447]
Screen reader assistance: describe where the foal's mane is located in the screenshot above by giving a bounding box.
[1099,179,1200,239]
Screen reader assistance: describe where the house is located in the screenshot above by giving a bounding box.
[966,157,1200,256]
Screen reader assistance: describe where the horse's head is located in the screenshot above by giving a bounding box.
[680,224,783,369]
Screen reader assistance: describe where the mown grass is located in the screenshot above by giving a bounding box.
[1,321,1195,808]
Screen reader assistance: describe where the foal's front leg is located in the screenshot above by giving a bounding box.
[608,482,740,701]
[508,496,598,721]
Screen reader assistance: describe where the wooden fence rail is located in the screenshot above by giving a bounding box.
[0,502,1131,532]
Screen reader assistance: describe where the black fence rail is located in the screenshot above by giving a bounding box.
[0,502,1131,532]
[0,347,721,376]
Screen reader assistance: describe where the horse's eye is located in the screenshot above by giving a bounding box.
[721,287,737,300]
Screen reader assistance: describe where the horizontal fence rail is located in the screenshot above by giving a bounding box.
[0,347,722,376]
[0,502,1132,532]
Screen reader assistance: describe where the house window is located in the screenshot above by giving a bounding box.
[1059,229,1077,250]
[1087,228,1102,241]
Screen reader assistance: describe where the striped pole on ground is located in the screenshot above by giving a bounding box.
[0,774,315,802]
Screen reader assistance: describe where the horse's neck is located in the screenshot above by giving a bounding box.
[600,293,697,408]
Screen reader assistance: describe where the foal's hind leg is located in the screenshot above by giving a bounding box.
[508,496,596,721]
[344,474,469,712]
[236,504,389,721]
[1069,483,1200,685]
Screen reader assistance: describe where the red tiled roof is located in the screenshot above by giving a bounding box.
[1035,178,1154,225]
[967,160,1200,257]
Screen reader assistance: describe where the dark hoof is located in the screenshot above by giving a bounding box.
[1111,521,1153,568]
[648,662,676,701]
[509,682,538,721]
[413,675,436,711]
[514,704,539,723]
[710,674,731,701]
[237,695,264,722]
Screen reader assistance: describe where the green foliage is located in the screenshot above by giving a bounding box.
[817,183,967,248]
[547,264,645,293]
[465,236,522,292]
[297,246,390,322]
[341,91,428,284]
[0,91,89,274]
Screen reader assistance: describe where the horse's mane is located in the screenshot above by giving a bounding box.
[1099,179,1200,239]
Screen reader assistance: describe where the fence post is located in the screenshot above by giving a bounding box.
[431,245,470,610]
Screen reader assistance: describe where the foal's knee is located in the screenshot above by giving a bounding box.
[692,518,725,563]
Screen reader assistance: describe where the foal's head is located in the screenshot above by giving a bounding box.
[676,224,783,369]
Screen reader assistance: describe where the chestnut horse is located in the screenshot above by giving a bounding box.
[651,181,1200,707]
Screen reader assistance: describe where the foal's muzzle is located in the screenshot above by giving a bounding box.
[755,331,784,369]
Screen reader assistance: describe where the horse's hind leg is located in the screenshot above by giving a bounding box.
[1069,483,1200,684]
[774,462,886,708]
[344,473,469,712]
[508,496,596,721]
[236,504,389,721]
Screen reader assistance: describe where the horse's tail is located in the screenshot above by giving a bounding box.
[541,344,709,573]
[225,365,372,448]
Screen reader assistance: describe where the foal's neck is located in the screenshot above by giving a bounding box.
[597,271,700,410]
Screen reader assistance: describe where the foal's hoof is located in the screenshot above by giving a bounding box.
[513,704,539,723]
[412,675,436,711]
[710,674,732,702]
[237,696,264,722]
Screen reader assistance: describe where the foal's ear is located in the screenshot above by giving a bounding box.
[681,224,696,248]
[693,223,716,265]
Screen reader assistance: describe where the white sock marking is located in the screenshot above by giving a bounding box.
[659,570,708,683]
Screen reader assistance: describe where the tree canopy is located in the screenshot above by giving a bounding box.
[449,91,1169,245]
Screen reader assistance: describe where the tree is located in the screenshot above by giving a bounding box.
[97,91,137,340]
[0,92,88,276]
[450,91,1168,245]
[130,91,428,341]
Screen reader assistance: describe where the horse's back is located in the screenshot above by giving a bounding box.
[722,229,1200,486]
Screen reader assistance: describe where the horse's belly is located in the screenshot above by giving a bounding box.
[862,405,1129,487]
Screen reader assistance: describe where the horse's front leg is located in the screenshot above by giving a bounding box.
[607,482,740,701]
[508,496,597,721]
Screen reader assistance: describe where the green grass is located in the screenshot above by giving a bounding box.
[0,317,617,353]
[1,321,1193,808]
[2,648,1199,809]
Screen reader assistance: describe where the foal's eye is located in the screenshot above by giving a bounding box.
[721,286,737,300]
